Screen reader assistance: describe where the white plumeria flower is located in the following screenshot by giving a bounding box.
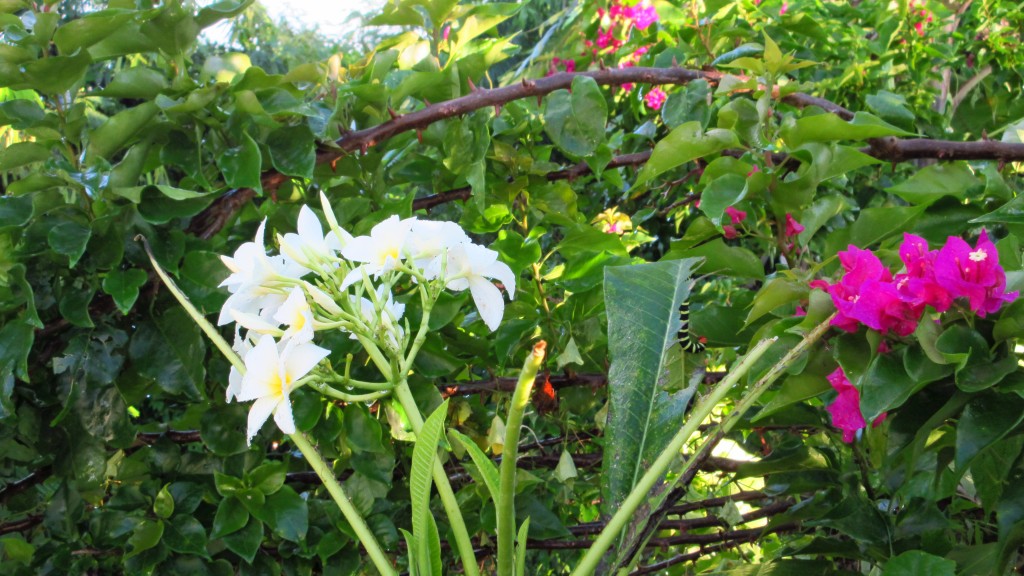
[357,286,406,349]
[406,219,470,275]
[304,282,343,316]
[273,287,316,343]
[278,205,347,271]
[445,243,517,331]
[236,335,330,444]
[218,219,305,325]
[340,215,414,288]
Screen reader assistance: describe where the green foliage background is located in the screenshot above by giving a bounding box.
[2,0,1024,573]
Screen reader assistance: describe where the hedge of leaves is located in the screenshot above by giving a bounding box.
[3,0,1024,574]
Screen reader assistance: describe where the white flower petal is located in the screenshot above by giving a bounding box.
[282,340,330,381]
[305,283,343,315]
[247,395,279,444]
[484,259,517,299]
[273,394,296,435]
[468,276,505,331]
[231,309,282,335]
[226,366,242,403]
[237,336,280,401]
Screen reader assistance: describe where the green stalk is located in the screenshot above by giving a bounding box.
[570,336,777,576]
[136,235,245,374]
[290,432,396,576]
[496,341,547,576]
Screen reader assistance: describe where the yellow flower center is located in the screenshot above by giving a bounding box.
[268,372,292,398]
[969,249,987,263]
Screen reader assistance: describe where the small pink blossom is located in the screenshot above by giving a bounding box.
[850,279,922,336]
[442,25,451,41]
[895,234,952,312]
[780,1,788,15]
[746,165,761,178]
[632,1,659,29]
[644,87,667,110]
[725,206,747,224]
[723,225,739,239]
[813,246,891,333]
[621,82,635,93]
[564,59,576,73]
[632,46,650,58]
[795,305,806,316]
[826,368,885,443]
[784,213,804,237]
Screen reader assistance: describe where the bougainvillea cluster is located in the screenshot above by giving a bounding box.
[812,232,1017,337]
[582,1,659,93]
[813,231,1017,442]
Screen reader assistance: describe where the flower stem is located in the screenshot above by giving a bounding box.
[289,432,396,576]
[569,336,778,576]
[496,341,547,576]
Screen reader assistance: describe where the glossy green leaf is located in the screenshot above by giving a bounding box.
[781,111,913,148]
[252,485,307,542]
[850,205,926,248]
[0,141,48,171]
[956,392,1024,471]
[699,173,747,227]
[268,124,315,179]
[858,352,922,422]
[887,162,981,206]
[222,518,262,564]
[48,220,92,267]
[746,278,808,325]
[972,194,1024,225]
[634,121,739,188]
[129,308,206,400]
[0,194,33,228]
[543,75,607,157]
[669,238,765,279]
[125,519,163,559]
[450,429,500,503]
[211,496,249,538]
[602,259,701,518]
[247,461,286,495]
[86,102,159,161]
[882,550,956,576]
[154,483,175,519]
[102,268,148,315]
[216,131,262,191]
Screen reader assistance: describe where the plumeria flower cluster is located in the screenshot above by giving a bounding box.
[217,194,516,443]
[812,231,1018,337]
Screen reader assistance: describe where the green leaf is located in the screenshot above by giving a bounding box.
[956,392,1024,471]
[887,162,981,206]
[129,308,206,400]
[247,461,286,495]
[136,186,216,224]
[746,278,808,326]
[699,174,747,227]
[668,238,765,279]
[212,496,249,538]
[223,517,262,564]
[201,404,248,456]
[53,10,140,53]
[450,429,500,503]
[0,141,49,171]
[10,50,92,94]
[972,194,1024,225]
[849,205,926,248]
[542,75,607,157]
[883,550,956,576]
[410,400,448,576]
[162,515,208,557]
[602,259,702,519]
[102,268,148,315]
[126,519,164,559]
[0,317,34,382]
[781,111,913,148]
[633,122,739,188]
[92,66,168,99]
[858,352,923,422]
[48,220,92,267]
[0,194,33,228]
[661,79,710,129]
[268,124,315,179]
[514,517,531,576]
[866,90,916,129]
[58,285,95,328]
[154,483,175,519]
[252,485,307,542]
[86,102,159,161]
[217,131,262,191]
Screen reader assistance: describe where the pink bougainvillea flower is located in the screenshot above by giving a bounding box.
[746,165,761,177]
[780,1,789,15]
[725,206,747,224]
[933,230,1018,317]
[784,213,804,237]
[795,305,806,317]
[895,233,953,312]
[825,368,884,443]
[814,246,892,333]
[632,45,649,58]
[723,225,739,239]
[442,25,451,41]
[644,87,667,110]
[632,1,659,29]
[849,279,922,336]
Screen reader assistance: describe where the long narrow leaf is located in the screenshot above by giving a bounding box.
[410,400,449,575]
[450,429,501,504]
[515,517,531,576]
